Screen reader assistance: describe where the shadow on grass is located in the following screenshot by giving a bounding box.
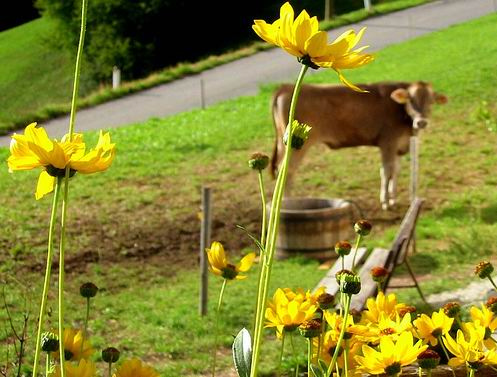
[481,203,497,224]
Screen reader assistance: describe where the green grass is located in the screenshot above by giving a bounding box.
[1,11,497,377]
[0,0,433,135]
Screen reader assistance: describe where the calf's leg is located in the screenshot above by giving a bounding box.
[387,155,401,207]
[379,148,396,210]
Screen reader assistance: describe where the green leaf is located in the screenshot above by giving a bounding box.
[232,328,252,377]
[235,224,265,253]
[310,365,326,377]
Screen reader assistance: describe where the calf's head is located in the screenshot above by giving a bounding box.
[390,81,447,130]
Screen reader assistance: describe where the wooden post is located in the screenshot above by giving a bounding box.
[409,131,419,201]
[363,0,372,12]
[200,76,206,110]
[199,187,211,316]
[409,131,419,255]
[112,66,121,89]
[324,0,334,21]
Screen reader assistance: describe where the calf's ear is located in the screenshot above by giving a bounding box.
[390,88,409,104]
[434,93,448,105]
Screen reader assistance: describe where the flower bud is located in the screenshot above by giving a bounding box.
[80,282,99,298]
[417,349,440,370]
[370,266,389,283]
[486,296,497,314]
[298,319,322,338]
[102,347,120,363]
[316,293,335,310]
[339,272,361,295]
[335,269,354,285]
[41,332,59,353]
[248,152,269,171]
[475,261,494,279]
[349,308,362,323]
[354,219,372,236]
[398,305,416,318]
[283,120,311,150]
[443,301,461,318]
[335,241,352,257]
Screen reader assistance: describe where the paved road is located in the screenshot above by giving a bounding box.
[1,0,495,147]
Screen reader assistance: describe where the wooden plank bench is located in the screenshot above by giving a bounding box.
[314,197,426,311]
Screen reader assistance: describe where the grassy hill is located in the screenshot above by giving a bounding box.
[0,0,432,135]
[1,10,497,377]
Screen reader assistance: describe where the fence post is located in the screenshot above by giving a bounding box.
[324,0,334,21]
[200,76,206,110]
[112,66,121,90]
[409,131,419,202]
[199,187,211,316]
[363,0,372,12]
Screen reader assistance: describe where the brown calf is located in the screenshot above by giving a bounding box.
[271,81,447,210]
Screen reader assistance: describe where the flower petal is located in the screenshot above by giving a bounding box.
[35,171,56,200]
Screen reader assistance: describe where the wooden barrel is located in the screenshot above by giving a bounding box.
[268,197,354,261]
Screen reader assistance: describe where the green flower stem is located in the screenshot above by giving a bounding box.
[107,361,112,377]
[438,336,456,377]
[307,338,313,377]
[58,173,72,377]
[377,281,383,293]
[277,332,286,377]
[468,368,475,377]
[351,234,363,273]
[428,370,432,377]
[81,297,90,355]
[211,279,227,377]
[258,170,267,247]
[488,276,497,291]
[68,0,88,140]
[46,354,51,377]
[327,294,351,377]
[317,310,325,364]
[252,170,267,337]
[32,179,61,377]
[250,64,308,377]
[341,256,345,271]
[290,332,299,377]
[58,0,89,374]
[343,339,349,377]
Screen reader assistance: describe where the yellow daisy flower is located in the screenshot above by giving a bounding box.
[252,2,373,91]
[365,312,413,345]
[52,328,94,361]
[361,292,409,325]
[265,287,317,338]
[355,331,428,376]
[413,309,454,346]
[205,241,255,280]
[113,359,159,377]
[470,304,497,348]
[53,359,96,377]
[8,123,115,200]
[443,327,486,369]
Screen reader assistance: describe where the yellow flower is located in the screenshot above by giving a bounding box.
[252,2,373,91]
[53,359,96,377]
[355,331,428,376]
[443,328,486,369]
[265,287,317,338]
[365,312,413,345]
[8,123,115,200]
[362,292,408,325]
[413,309,454,346]
[113,359,159,377]
[205,241,255,280]
[470,304,497,348]
[52,328,94,361]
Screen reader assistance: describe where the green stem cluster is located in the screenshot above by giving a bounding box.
[211,279,227,377]
[327,294,352,377]
[250,64,309,377]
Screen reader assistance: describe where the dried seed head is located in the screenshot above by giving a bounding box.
[486,296,497,314]
[316,293,335,310]
[475,261,494,279]
[354,219,372,236]
[298,319,322,338]
[417,349,441,370]
[398,305,416,318]
[248,152,269,171]
[80,282,99,298]
[443,302,461,318]
[335,241,352,257]
[102,347,120,363]
[41,332,59,353]
[370,266,389,283]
